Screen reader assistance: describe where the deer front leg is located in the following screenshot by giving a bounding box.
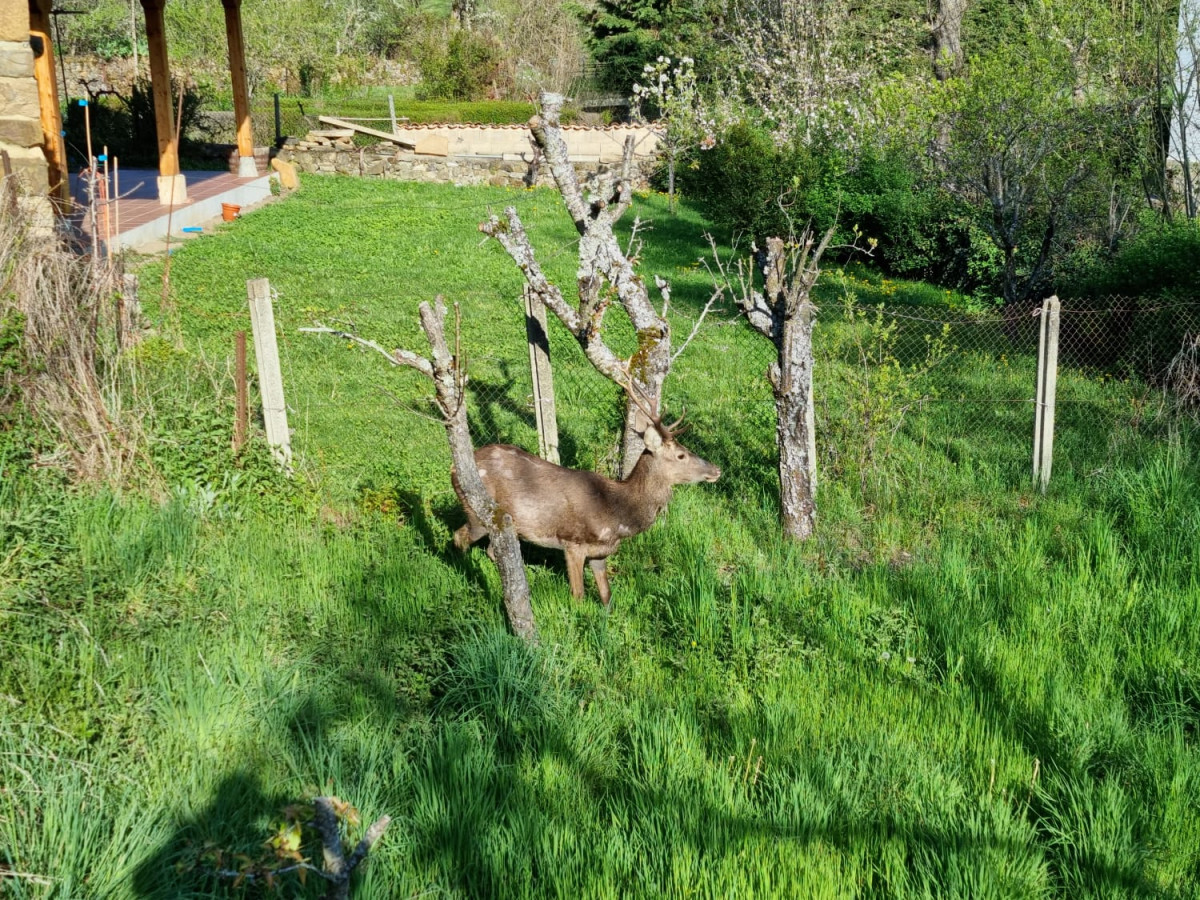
[453,520,488,552]
[589,557,611,606]
[564,545,587,599]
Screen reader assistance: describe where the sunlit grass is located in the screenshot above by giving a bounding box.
[1,178,1197,897]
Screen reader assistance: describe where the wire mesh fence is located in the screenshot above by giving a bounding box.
[272,289,1200,505]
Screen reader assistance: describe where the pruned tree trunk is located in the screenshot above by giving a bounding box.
[720,231,833,541]
[482,92,673,478]
[419,301,537,641]
[303,299,537,643]
[770,294,818,540]
[930,0,968,81]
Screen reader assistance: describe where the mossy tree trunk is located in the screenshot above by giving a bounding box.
[732,231,833,541]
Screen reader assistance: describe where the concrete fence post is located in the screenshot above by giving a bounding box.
[247,278,292,470]
[524,285,560,464]
[1033,295,1061,491]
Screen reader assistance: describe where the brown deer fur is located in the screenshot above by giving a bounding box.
[452,426,720,605]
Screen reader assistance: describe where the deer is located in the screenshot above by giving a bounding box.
[451,393,721,606]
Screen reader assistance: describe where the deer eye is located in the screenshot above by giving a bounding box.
[677,452,686,460]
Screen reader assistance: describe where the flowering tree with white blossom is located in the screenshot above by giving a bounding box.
[631,55,717,213]
[719,0,871,148]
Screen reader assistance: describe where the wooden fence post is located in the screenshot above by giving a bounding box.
[524,285,560,464]
[1033,294,1060,491]
[247,278,292,469]
[388,94,398,136]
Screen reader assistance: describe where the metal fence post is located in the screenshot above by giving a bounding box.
[1033,294,1060,491]
[247,278,292,470]
[524,285,560,464]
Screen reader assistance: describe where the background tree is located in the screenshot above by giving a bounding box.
[929,0,969,80]
[631,55,710,212]
[1170,0,1200,218]
[579,0,723,96]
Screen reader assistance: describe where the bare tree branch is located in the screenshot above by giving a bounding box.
[489,92,675,476]
[299,325,434,378]
[671,287,724,365]
[304,300,537,641]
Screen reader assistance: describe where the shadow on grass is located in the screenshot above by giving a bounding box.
[131,771,287,898]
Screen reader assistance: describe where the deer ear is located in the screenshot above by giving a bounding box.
[642,427,663,454]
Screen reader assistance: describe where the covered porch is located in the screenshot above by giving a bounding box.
[28,0,260,213]
[70,166,272,253]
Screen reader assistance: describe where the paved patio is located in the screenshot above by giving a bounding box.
[70,167,273,253]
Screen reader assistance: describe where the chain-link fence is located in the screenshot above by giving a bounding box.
[808,296,1200,494]
[274,290,1200,504]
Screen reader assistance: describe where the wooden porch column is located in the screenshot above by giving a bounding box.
[222,0,256,176]
[27,0,68,211]
[140,0,186,204]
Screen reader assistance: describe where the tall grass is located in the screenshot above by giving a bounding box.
[1,179,1197,896]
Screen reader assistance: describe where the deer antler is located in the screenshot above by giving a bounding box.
[665,409,687,435]
[618,372,659,424]
[618,373,689,440]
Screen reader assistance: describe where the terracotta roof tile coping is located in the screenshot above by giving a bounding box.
[392,122,662,132]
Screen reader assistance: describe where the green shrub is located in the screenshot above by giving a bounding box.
[1064,220,1200,303]
[415,27,504,102]
[675,122,818,243]
[675,126,999,296]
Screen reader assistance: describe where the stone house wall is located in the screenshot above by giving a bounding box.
[0,2,51,222]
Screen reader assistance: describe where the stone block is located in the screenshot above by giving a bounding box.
[414,134,449,157]
[0,41,35,78]
[0,114,41,147]
[0,11,28,43]
[270,156,300,190]
[0,76,40,119]
[3,143,49,193]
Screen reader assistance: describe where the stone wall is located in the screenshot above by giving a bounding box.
[0,3,51,222]
[276,125,662,190]
[374,122,661,163]
[279,144,646,189]
[277,123,661,189]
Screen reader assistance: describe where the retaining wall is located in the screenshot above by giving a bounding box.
[276,122,661,188]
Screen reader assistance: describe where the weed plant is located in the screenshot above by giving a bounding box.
[1,179,1197,897]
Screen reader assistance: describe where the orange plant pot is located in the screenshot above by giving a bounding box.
[221,203,241,222]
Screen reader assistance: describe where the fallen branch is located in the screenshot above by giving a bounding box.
[212,797,390,898]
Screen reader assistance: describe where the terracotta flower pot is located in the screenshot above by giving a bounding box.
[221,203,241,222]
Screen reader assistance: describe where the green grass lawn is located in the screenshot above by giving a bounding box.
[1,177,1198,897]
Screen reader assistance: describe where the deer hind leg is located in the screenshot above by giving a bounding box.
[589,558,611,606]
[564,545,587,600]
